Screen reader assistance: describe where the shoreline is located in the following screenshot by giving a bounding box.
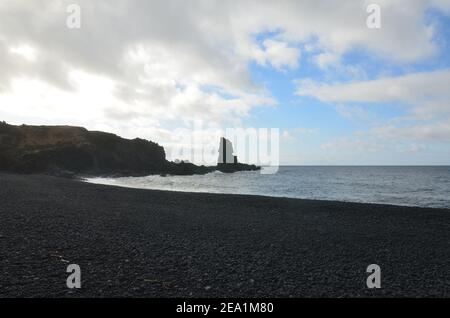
[84,174,450,211]
[1,173,449,297]
[84,178,447,211]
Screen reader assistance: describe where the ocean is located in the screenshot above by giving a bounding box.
[86,166,450,209]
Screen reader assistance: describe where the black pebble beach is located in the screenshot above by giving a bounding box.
[0,173,449,297]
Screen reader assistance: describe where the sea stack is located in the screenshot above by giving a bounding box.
[217,137,238,165]
[217,137,259,173]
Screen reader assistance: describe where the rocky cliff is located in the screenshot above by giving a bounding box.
[0,122,167,176]
[0,122,259,177]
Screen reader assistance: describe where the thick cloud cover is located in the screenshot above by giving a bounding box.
[1,0,449,162]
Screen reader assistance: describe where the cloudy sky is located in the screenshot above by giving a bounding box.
[1,0,450,165]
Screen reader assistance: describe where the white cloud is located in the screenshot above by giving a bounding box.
[9,44,38,62]
[296,70,450,104]
[315,52,340,69]
[0,0,449,151]
[255,39,300,70]
[299,69,450,154]
[296,69,450,126]
[335,104,372,121]
[371,121,450,141]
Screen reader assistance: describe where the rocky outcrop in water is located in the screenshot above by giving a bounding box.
[217,137,259,173]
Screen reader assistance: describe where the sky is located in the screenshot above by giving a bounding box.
[1,0,450,165]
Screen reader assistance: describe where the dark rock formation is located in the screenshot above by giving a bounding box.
[218,137,235,164]
[0,122,259,177]
[216,137,259,173]
[0,122,166,176]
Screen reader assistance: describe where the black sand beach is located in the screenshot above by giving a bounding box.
[0,173,449,297]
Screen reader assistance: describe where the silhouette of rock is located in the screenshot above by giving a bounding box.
[218,137,235,164]
[216,137,259,173]
[0,123,259,177]
[0,122,166,176]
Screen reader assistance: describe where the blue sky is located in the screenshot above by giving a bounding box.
[245,7,450,165]
[1,0,450,165]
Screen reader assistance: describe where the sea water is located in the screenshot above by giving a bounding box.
[86,166,450,209]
